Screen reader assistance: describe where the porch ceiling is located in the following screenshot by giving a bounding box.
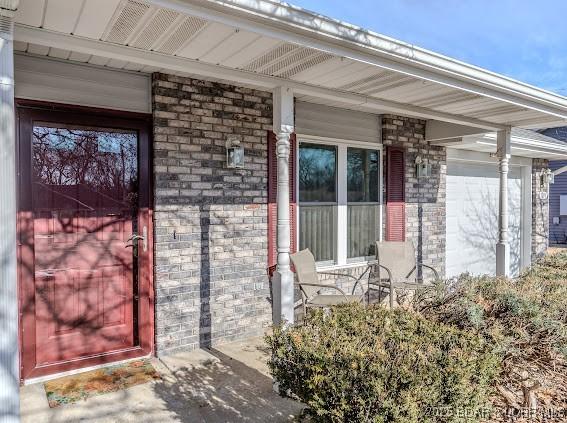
[12,0,567,130]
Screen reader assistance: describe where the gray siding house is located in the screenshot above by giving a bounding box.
[539,127,567,244]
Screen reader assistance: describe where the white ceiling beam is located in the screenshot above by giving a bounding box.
[426,121,492,142]
[144,0,567,122]
[429,137,466,147]
[14,24,507,130]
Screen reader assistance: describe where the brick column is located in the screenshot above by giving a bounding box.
[151,73,273,354]
[381,115,446,276]
[532,159,550,259]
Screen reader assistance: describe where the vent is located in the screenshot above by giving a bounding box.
[105,0,151,45]
[0,15,13,37]
[339,71,389,91]
[243,43,297,72]
[363,74,414,95]
[260,47,311,75]
[414,92,480,109]
[156,16,207,55]
[276,50,333,78]
[131,8,179,50]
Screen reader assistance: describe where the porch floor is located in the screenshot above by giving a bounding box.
[20,337,303,423]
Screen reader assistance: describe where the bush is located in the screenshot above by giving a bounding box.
[413,253,567,416]
[266,304,500,422]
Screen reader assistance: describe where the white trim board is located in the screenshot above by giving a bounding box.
[295,101,381,144]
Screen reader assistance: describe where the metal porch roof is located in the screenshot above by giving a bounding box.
[12,0,567,130]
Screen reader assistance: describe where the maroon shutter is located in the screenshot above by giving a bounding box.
[386,147,406,241]
[267,131,297,274]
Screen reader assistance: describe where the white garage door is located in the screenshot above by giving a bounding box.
[446,161,524,277]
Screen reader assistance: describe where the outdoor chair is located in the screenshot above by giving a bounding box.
[369,241,440,308]
[290,248,371,315]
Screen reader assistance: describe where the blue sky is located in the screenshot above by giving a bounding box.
[291,0,567,96]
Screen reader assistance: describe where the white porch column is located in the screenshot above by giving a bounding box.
[271,87,295,325]
[496,128,511,277]
[0,1,20,421]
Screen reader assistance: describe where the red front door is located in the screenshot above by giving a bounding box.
[18,103,153,380]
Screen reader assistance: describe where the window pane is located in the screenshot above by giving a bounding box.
[348,204,380,259]
[299,205,337,263]
[347,148,379,202]
[299,143,337,202]
[32,123,138,211]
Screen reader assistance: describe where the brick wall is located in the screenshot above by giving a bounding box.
[152,73,273,355]
[532,158,550,259]
[381,115,446,275]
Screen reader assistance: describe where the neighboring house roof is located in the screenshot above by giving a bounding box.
[515,127,564,143]
[12,0,567,131]
[507,128,567,159]
[539,126,567,143]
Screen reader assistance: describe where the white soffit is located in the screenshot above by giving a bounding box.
[12,0,567,130]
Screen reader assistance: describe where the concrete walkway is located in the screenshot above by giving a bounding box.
[20,337,303,423]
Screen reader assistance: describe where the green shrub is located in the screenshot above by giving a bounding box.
[266,304,499,423]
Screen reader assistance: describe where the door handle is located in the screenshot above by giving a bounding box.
[125,226,148,252]
[127,234,144,242]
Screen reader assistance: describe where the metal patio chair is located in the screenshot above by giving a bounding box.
[370,241,440,308]
[290,248,371,315]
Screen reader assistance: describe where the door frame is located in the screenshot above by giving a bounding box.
[16,99,154,382]
[446,148,533,274]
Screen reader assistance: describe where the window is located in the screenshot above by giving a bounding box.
[298,143,337,263]
[298,139,382,266]
[347,147,381,261]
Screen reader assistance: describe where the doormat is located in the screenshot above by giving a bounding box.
[44,359,160,408]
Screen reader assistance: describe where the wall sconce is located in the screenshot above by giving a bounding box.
[415,155,432,178]
[226,137,244,169]
[541,168,555,185]
[538,168,554,201]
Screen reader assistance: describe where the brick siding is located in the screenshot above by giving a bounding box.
[152,73,273,355]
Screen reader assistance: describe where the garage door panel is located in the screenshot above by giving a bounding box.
[446,161,523,278]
